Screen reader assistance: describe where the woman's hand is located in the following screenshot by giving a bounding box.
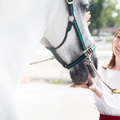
[86,11,91,26]
[70,76,95,90]
[70,77,103,98]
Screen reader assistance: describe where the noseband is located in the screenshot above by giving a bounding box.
[47,0,96,69]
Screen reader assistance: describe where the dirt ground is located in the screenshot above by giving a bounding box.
[15,83,99,120]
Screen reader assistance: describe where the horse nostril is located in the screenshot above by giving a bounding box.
[70,70,73,76]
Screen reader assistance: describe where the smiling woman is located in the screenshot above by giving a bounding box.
[71,26,120,119]
[103,28,120,69]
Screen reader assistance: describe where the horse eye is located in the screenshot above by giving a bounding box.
[83,4,90,12]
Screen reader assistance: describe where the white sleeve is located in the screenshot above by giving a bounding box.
[93,61,120,115]
[95,92,120,115]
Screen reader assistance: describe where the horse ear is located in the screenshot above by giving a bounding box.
[40,37,52,47]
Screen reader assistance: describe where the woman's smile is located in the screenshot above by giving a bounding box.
[116,47,120,52]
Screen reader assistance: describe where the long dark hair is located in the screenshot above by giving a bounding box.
[102,28,120,69]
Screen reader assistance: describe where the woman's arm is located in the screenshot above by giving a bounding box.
[71,80,120,115]
[89,83,103,98]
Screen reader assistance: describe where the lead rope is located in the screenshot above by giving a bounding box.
[87,55,120,94]
[30,56,55,65]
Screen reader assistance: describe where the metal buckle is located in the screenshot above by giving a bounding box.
[83,48,91,55]
[83,44,94,56]
[86,54,92,63]
[83,48,92,63]
[66,0,74,4]
[83,48,92,57]
[68,16,74,22]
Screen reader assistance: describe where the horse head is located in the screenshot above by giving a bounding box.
[41,0,98,85]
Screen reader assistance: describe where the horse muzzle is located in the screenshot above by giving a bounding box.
[70,57,97,84]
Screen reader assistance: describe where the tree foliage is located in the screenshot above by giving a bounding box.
[88,0,104,35]
[88,0,119,35]
[114,5,120,27]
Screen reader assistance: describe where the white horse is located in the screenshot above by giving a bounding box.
[0,0,97,119]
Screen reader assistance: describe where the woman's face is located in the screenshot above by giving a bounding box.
[113,31,120,58]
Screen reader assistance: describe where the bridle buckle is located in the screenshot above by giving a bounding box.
[66,0,74,4]
[83,48,92,63]
[86,54,92,63]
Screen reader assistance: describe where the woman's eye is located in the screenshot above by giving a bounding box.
[117,36,120,38]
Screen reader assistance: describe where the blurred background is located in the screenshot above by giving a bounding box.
[15,0,120,120]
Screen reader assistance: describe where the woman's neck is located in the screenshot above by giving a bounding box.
[112,57,120,71]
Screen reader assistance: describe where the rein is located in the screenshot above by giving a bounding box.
[89,60,120,94]
[30,56,55,65]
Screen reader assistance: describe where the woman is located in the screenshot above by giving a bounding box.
[71,12,120,120]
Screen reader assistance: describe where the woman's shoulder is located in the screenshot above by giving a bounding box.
[96,60,110,81]
[96,60,120,82]
[97,60,120,73]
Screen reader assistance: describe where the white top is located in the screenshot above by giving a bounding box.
[94,62,120,116]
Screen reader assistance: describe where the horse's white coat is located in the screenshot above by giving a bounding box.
[0,0,57,119]
[0,0,93,119]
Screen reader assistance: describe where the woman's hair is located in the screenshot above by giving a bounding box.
[102,28,120,69]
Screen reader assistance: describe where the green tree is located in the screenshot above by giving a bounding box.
[114,5,120,28]
[89,0,118,35]
[89,0,105,35]
[102,0,117,28]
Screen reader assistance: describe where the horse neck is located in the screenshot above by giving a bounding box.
[0,0,56,84]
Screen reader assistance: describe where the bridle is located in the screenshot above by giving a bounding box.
[46,0,96,69]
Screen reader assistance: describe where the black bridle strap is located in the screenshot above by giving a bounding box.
[47,47,67,66]
[65,44,96,69]
[47,44,96,69]
[55,1,86,50]
[73,20,86,50]
[67,1,86,50]
[54,21,73,49]
[68,1,74,16]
